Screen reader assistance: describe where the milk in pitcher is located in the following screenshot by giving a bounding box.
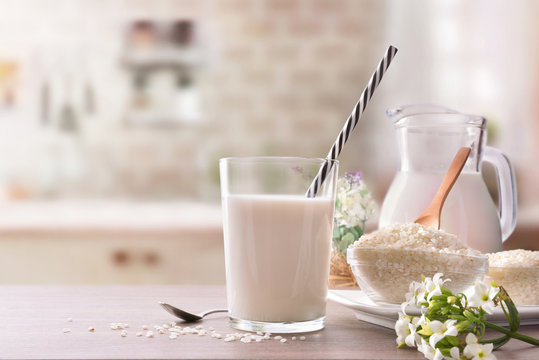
[379,172,502,253]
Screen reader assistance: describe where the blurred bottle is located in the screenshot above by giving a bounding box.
[84,81,95,115]
[59,76,78,133]
[40,80,50,126]
[129,20,156,50]
[0,61,17,108]
[170,20,193,47]
[56,74,85,197]
[132,71,151,110]
[174,70,201,123]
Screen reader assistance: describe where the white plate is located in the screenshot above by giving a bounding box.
[328,289,539,329]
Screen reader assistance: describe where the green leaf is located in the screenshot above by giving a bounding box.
[338,233,354,252]
[463,310,478,321]
[417,328,432,336]
[499,286,520,331]
[492,337,511,350]
[444,335,461,347]
[441,288,453,296]
[341,232,355,243]
[449,315,466,321]
[441,307,450,315]
[438,347,453,357]
[481,333,511,350]
[456,320,471,332]
[427,301,445,314]
[349,226,360,239]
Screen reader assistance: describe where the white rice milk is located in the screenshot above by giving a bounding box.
[222,194,334,322]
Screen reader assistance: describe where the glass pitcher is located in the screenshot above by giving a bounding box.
[379,104,517,253]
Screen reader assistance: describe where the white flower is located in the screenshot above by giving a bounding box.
[466,332,478,345]
[426,284,443,302]
[463,342,496,359]
[463,333,497,359]
[417,314,428,327]
[417,338,433,359]
[395,314,421,347]
[406,317,421,347]
[417,338,444,360]
[432,273,449,287]
[334,174,375,227]
[433,348,444,360]
[466,282,500,315]
[403,274,450,313]
[428,319,458,348]
[395,314,410,347]
[403,279,426,312]
[424,273,450,302]
[449,346,460,359]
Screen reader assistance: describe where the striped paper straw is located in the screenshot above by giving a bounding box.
[306,45,398,197]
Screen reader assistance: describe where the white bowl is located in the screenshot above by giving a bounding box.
[485,266,539,306]
[347,246,489,304]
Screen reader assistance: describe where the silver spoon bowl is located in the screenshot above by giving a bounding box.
[159,302,228,322]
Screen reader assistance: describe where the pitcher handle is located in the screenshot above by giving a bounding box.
[482,146,517,242]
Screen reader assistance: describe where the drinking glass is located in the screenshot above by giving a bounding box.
[220,157,338,333]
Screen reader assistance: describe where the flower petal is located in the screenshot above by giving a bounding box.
[489,286,500,300]
[482,342,494,354]
[449,347,460,359]
[433,348,444,360]
[429,320,443,333]
[463,343,481,358]
[405,333,416,347]
[429,333,443,348]
[445,326,458,338]
[466,332,478,344]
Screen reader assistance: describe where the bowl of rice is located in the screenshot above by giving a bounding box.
[347,223,489,304]
[485,249,539,306]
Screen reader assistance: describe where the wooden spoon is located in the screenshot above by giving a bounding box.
[414,147,471,229]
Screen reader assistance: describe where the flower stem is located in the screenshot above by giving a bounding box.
[484,321,539,346]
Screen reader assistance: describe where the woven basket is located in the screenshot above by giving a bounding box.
[329,249,358,288]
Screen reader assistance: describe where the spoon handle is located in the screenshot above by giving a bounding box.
[415,147,471,229]
[200,309,228,317]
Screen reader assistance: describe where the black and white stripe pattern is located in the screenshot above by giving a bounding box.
[307,45,398,197]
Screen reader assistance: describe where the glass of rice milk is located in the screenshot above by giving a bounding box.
[219,157,338,333]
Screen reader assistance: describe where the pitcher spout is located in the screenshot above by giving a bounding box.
[386,103,486,129]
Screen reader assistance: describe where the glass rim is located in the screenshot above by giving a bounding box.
[219,156,339,166]
[386,104,486,129]
[393,115,487,129]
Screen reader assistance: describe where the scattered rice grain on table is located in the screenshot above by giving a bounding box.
[64,322,306,344]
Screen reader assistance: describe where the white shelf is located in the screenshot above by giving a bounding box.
[0,200,222,234]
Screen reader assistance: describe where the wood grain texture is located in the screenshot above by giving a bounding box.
[0,286,537,359]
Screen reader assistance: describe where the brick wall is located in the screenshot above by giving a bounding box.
[0,0,387,201]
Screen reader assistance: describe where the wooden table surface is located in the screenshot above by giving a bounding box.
[0,286,537,359]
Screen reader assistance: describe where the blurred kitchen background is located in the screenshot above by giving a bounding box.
[0,0,537,284]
